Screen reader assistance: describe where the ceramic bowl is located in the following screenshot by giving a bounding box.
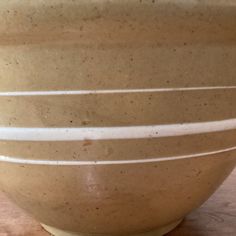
[0,138,235,236]
[0,1,236,236]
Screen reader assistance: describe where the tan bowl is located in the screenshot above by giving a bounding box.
[0,1,236,236]
[0,145,235,236]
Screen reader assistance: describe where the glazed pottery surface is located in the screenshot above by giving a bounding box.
[0,1,236,236]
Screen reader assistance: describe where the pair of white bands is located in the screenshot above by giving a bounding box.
[0,118,235,165]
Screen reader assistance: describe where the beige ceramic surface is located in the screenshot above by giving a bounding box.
[0,90,236,127]
[0,0,236,236]
[0,152,236,236]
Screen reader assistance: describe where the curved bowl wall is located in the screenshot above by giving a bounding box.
[0,1,236,235]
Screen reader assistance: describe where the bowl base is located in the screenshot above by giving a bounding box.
[41,219,182,236]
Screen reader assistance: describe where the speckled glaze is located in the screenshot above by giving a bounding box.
[0,1,236,236]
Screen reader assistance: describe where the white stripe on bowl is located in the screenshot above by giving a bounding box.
[0,145,235,166]
[0,86,236,96]
[0,118,236,141]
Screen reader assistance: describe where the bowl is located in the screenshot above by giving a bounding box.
[0,129,236,236]
[0,1,236,236]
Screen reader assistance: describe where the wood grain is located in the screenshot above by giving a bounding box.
[0,170,235,236]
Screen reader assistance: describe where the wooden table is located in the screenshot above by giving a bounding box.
[0,170,235,236]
